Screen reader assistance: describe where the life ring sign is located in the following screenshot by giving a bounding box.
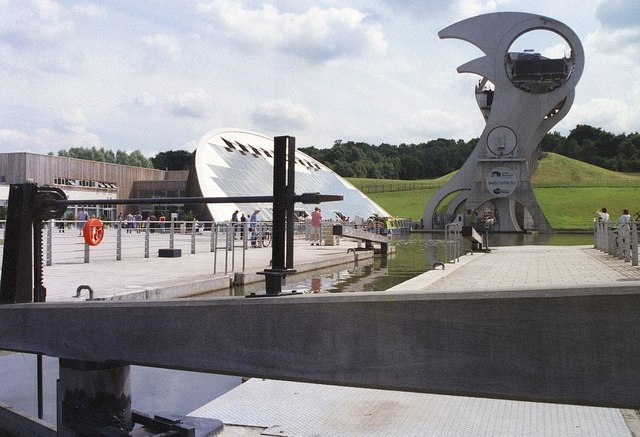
[83,218,104,246]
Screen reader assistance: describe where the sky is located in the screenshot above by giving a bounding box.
[0,0,639,158]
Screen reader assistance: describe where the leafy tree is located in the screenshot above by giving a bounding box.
[57,147,153,168]
[151,150,194,170]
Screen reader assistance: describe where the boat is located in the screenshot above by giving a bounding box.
[366,214,412,236]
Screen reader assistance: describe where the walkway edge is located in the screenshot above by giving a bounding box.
[385,250,486,292]
[108,249,375,301]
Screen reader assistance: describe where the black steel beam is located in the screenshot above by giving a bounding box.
[0,287,640,408]
[42,193,343,207]
[0,184,36,303]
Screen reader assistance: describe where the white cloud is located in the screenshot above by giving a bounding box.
[141,33,182,62]
[71,3,107,19]
[0,108,102,153]
[250,99,315,132]
[596,0,640,30]
[0,0,73,48]
[586,26,640,61]
[168,90,210,118]
[133,89,211,119]
[563,98,639,134]
[406,108,475,140]
[197,1,387,62]
[0,129,43,151]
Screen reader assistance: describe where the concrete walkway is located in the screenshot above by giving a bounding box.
[189,244,640,437]
[387,244,640,293]
[40,239,373,302]
[20,241,640,436]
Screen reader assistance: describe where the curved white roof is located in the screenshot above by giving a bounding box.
[192,128,389,222]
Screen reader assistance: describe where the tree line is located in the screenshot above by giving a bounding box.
[51,147,194,170]
[52,124,640,177]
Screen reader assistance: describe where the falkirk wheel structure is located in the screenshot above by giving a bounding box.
[423,12,584,233]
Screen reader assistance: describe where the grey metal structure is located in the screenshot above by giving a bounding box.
[424,13,584,232]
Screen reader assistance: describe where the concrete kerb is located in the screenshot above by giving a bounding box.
[60,245,376,302]
[233,249,374,288]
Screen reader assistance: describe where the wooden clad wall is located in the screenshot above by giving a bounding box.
[0,153,168,199]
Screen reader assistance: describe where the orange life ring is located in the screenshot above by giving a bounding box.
[83,218,104,246]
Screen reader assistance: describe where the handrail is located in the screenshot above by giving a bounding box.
[4,220,309,275]
[593,219,638,266]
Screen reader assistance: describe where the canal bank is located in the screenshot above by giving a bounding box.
[41,239,378,302]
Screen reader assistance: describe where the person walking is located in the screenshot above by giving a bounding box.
[231,210,239,239]
[77,207,89,236]
[311,207,322,246]
[249,209,260,247]
[240,212,246,239]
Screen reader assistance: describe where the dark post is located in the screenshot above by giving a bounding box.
[286,137,296,269]
[0,183,36,303]
[271,136,287,271]
[257,136,297,295]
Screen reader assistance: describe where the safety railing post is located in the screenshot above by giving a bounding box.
[116,221,122,261]
[170,220,175,249]
[191,219,196,254]
[213,223,218,275]
[224,223,230,275]
[624,222,631,263]
[144,219,150,258]
[210,220,216,252]
[242,221,247,272]
[633,221,639,267]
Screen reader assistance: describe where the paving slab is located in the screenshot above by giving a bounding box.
[388,245,640,293]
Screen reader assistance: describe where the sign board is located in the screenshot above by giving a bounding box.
[486,167,517,197]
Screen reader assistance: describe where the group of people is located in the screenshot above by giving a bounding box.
[117,212,167,233]
[596,207,631,224]
[231,209,261,246]
[230,206,324,247]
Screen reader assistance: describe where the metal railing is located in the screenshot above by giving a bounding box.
[445,222,461,263]
[594,220,639,266]
[0,219,307,275]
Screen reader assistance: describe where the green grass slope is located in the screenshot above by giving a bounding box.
[348,153,640,230]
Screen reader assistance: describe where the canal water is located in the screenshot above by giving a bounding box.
[0,232,594,425]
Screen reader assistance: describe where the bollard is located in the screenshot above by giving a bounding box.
[58,359,132,436]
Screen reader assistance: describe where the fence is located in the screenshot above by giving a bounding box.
[0,220,292,275]
[358,181,445,194]
[356,179,640,194]
[593,220,639,266]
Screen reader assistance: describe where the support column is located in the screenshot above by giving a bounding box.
[57,359,132,436]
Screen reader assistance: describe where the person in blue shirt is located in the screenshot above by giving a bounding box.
[249,209,260,247]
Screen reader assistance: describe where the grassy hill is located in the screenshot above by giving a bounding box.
[347,153,640,230]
